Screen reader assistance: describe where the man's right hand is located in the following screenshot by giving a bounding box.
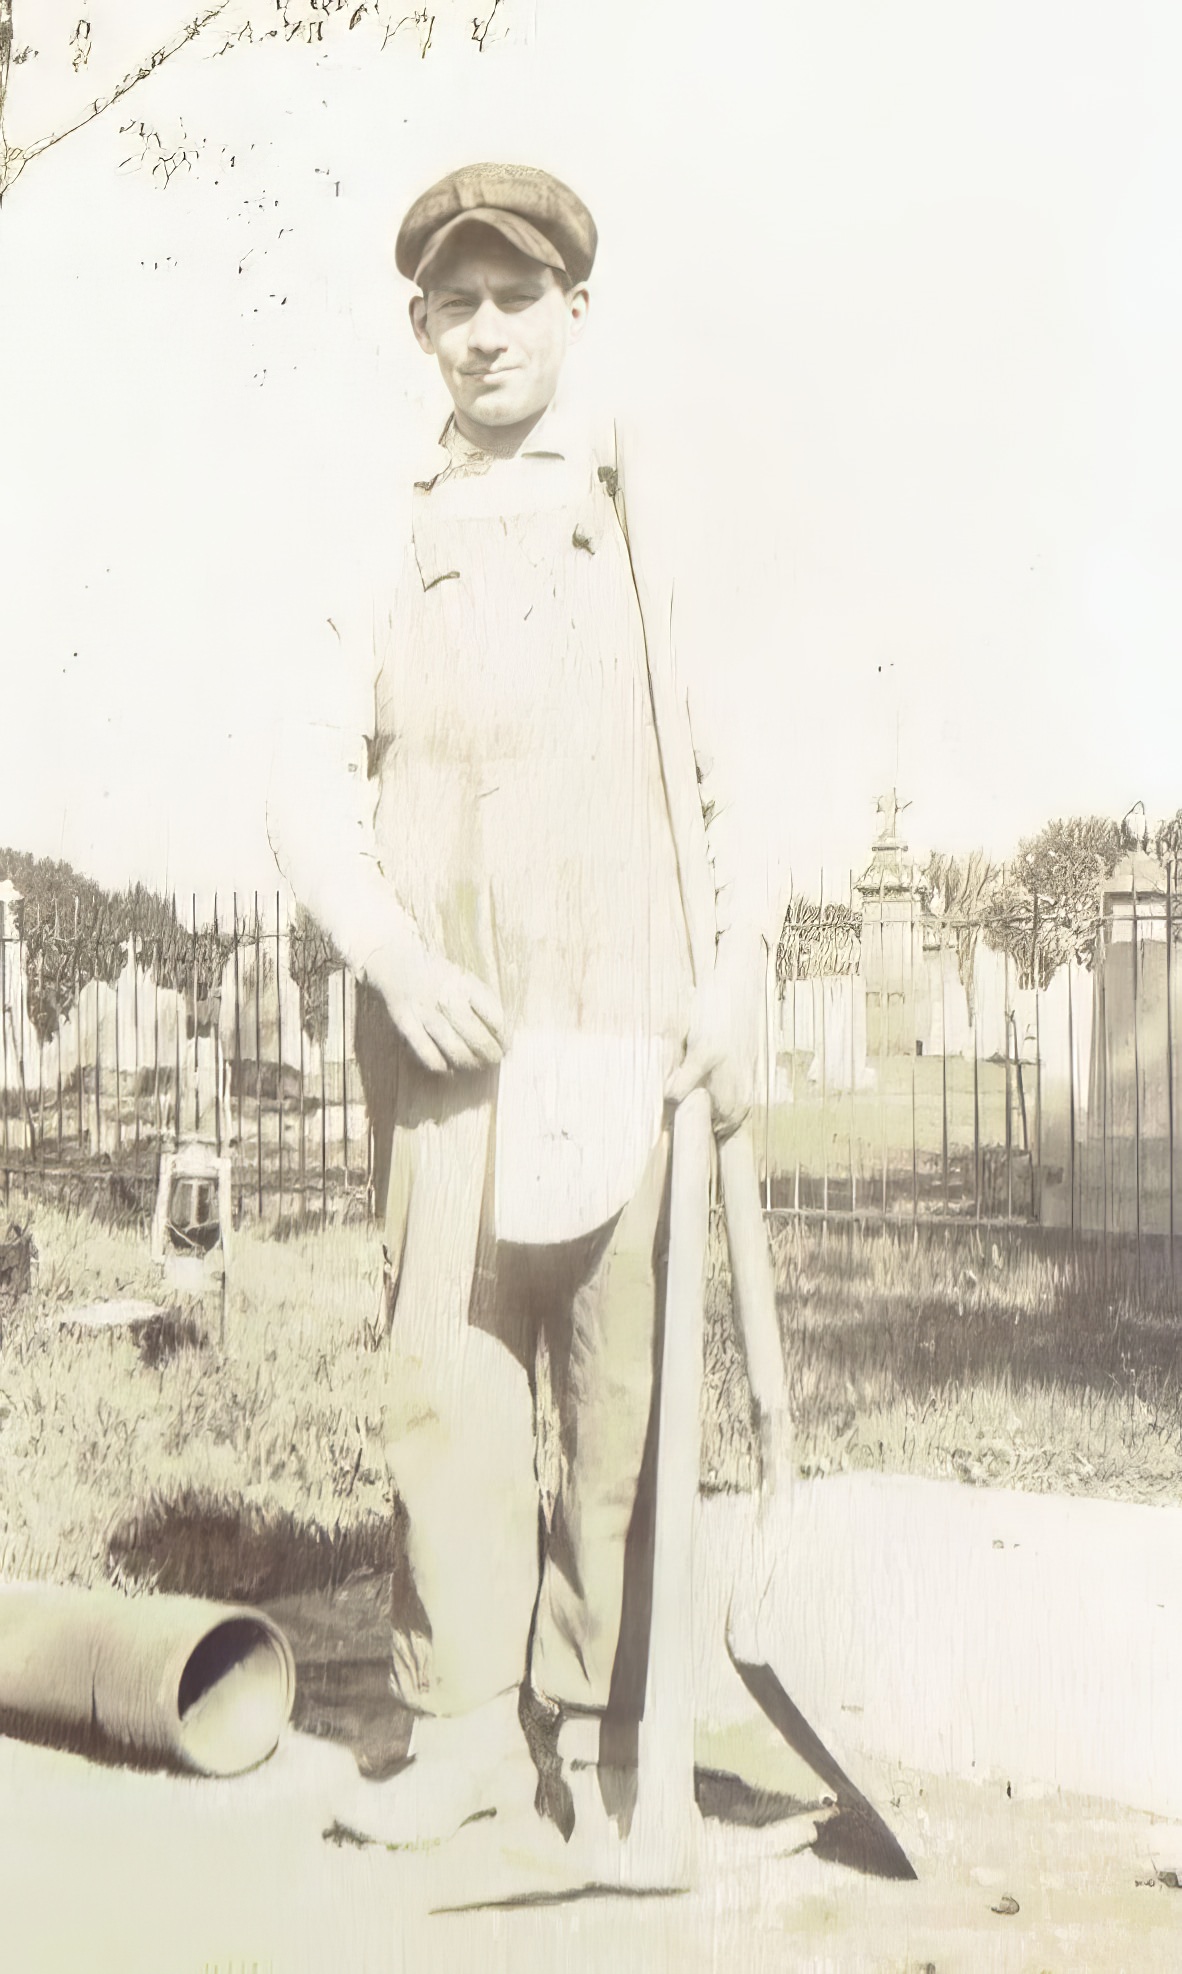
[363,940,506,1075]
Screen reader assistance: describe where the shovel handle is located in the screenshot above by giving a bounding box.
[633,1087,712,1857]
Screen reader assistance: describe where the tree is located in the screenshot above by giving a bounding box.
[1155,807,1182,872]
[0,0,510,203]
[980,815,1123,989]
[287,901,341,1044]
[920,848,1000,1019]
[0,849,238,1041]
[775,893,861,993]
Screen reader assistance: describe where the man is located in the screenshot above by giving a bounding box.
[270,162,772,1855]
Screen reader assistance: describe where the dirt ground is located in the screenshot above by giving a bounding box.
[0,1725,1178,1974]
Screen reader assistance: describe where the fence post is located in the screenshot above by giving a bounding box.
[191,895,200,1138]
[320,967,328,1224]
[93,971,101,1163]
[1002,872,1013,1221]
[35,915,45,1174]
[763,936,773,1212]
[1101,923,1110,1284]
[112,963,121,1161]
[818,868,828,1225]
[55,920,64,1163]
[909,880,918,1231]
[847,869,857,1220]
[232,892,243,1225]
[15,920,32,1163]
[1168,856,1176,1286]
[254,895,263,1220]
[213,896,222,1159]
[152,969,162,1154]
[972,947,981,1224]
[1066,957,1077,1239]
[940,939,949,1215]
[1032,893,1041,1220]
[790,898,799,1216]
[1,922,9,1211]
[1131,863,1143,1301]
[297,943,307,1222]
[275,892,284,1228]
[131,929,141,1172]
[879,865,888,1223]
[341,965,350,1195]
[76,953,84,1153]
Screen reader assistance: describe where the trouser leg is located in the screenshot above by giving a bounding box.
[380,1058,540,1719]
[529,1130,671,1716]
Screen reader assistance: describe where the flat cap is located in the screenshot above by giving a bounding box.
[396,162,597,288]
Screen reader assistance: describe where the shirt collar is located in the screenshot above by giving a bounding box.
[418,399,590,486]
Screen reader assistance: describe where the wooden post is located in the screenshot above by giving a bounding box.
[633,1086,711,1879]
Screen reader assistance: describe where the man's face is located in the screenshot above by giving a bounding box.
[409,230,589,446]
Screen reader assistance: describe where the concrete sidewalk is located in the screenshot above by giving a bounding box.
[697,1474,1182,1820]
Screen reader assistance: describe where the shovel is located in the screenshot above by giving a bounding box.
[631,1091,915,1886]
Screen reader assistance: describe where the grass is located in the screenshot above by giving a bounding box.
[1,1200,1181,1599]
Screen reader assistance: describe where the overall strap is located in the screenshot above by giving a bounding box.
[597,425,714,994]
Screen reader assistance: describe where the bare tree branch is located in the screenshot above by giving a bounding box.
[0,0,14,176]
[1,1,231,199]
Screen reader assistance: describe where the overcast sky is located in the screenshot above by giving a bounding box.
[4,0,1181,920]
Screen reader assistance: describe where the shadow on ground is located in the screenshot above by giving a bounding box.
[107,1492,418,1777]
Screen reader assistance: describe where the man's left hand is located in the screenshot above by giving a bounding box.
[665,1024,751,1140]
[665,936,763,1140]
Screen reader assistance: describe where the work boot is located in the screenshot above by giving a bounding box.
[324,1686,538,1852]
[513,1697,701,1892]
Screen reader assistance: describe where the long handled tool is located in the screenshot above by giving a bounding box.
[631,1084,713,1878]
[632,1109,915,1885]
[610,442,911,1883]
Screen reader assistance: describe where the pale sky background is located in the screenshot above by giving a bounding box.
[4,0,1182,923]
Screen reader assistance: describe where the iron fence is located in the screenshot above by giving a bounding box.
[0,894,371,1227]
[1,860,1179,1294]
